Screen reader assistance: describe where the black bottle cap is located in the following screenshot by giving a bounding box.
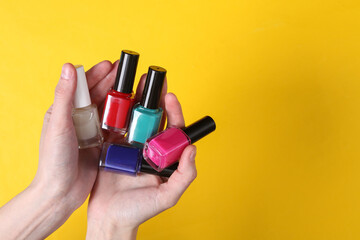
[140,66,166,109]
[140,159,178,177]
[183,116,216,144]
[114,50,140,93]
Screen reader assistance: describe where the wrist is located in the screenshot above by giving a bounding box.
[28,177,74,219]
[29,173,81,216]
[0,182,73,239]
[86,218,138,240]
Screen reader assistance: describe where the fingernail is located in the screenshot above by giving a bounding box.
[61,64,72,80]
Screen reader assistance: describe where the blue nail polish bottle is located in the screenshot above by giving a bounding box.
[99,142,178,177]
[127,66,166,146]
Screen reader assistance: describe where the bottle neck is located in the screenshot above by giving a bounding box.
[181,116,216,144]
[109,89,134,99]
[136,104,162,113]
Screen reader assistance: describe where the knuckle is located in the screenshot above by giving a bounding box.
[55,84,66,98]
[163,197,178,209]
[190,169,198,181]
[43,105,53,121]
[157,192,178,210]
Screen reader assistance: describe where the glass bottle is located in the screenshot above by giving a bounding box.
[72,65,103,149]
[127,66,166,145]
[144,116,216,171]
[102,50,139,134]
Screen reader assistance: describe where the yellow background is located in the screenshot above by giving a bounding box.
[1,0,360,239]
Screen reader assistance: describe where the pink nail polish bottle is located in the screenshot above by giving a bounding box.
[143,116,216,172]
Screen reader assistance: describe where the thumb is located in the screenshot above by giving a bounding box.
[49,63,77,131]
[157,145,197,210]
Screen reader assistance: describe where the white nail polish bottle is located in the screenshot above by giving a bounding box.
[72,65,103,148]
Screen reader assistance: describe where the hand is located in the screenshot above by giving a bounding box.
[0,60,118,239]
[34,60,121,207]
[86,75,198,240]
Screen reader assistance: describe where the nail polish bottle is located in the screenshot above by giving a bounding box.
[72,65,103,149]
[143,116,216,171]
[102,50,139,134]
[99,142,178,177]
[127,66,166,145]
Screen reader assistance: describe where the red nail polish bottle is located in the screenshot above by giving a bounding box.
[102,50,139,134]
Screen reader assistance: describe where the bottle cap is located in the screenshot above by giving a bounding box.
[74,65,91,108]
[140,159,178,177]
[140,66,166,109]
[114,50,140,93]
[183,116,216,143]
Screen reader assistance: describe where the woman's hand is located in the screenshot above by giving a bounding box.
[0,61,197,240]
[0,61,117,239]
[86,75,198,240]
[34,61,120,209]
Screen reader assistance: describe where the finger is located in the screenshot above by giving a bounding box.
[134,73,147,102]
[156,145,197,210]
[159,77,168,130]
[86,60,113,89]
[73,148,101,205]
[165,93,185,128]
[89,60,120,106]
[39,105,53,153]
[49,63,77,132]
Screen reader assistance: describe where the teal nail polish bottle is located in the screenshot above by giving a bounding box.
[127,66,166,146]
